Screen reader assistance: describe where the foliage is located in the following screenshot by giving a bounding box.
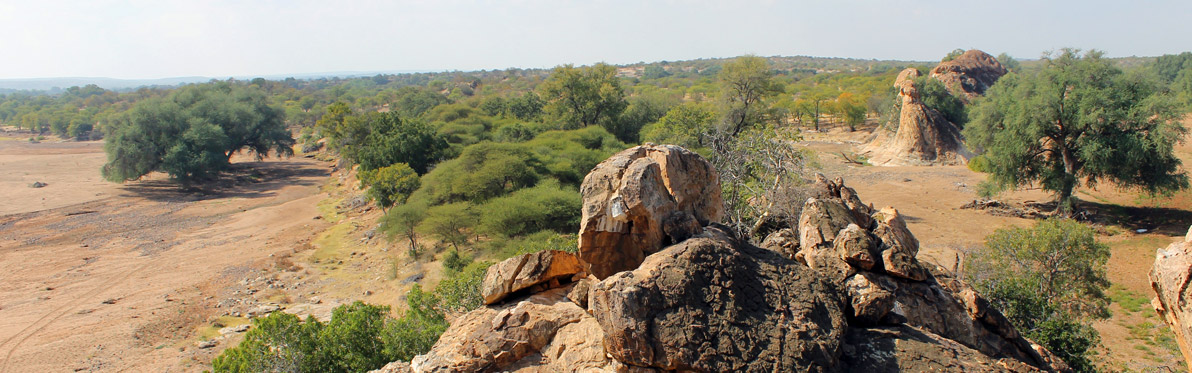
[359,163,420,210]
[441,248,472,273]
[413,142,544,204]
[719,55,784,135]
[996,53,1021,72]
[640,102,717,149]
[835,92,867,131]
[914,76,966,126]
[481,230,578,259]
[101,83,294,186]
[478,179,581,237]
[605,93,675,143]
[213,302,403,373]
[707,124,816,239]
[964,49,1189,213]
[539,63,627,129]
[942,48,966,62]
[380,198,428,258]
[417,202,478,250]
[348,112,448,174]
[966,154,991,173]
[965,219,1110,372]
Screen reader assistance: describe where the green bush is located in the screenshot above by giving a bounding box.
[359,163,420,209]
[965,219,1110,372]
[482,230,578,259]
[967,154,991,173]
[478,180,581,237]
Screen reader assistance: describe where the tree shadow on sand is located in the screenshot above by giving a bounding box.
[116,160,331,203]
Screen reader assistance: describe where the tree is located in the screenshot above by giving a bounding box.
[719,55,784,136]
[915,76,966,126]
[640,102,717,149]
[418,202,478,250]
[360,163,421,210]
[965,219,1110,372]
[836,92,867,131]
[942,48,966,62]
[964,49,1188,213]
[605,93,675,143]
[381,199,429,258]
[349,112,449,174]
[996,53,1021,73]
[101,83,294,186]
[539,63,628,129]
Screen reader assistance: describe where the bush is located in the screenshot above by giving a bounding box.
[359,163,420,209]
[914,76,966,126]
[478,180,581,237]
[966,154,991,173]
[965,219,1110,372]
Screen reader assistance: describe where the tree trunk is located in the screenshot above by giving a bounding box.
[1057,147,1078,215]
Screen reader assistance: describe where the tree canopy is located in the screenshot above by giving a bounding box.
[719,55,784,136]
[101,83,294,185]
[539,63,627,130]
[964,49,1188,213]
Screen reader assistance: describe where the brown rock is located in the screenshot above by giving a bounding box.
[835,223,878,270]
[566,277,593,310]
[845,272,895,325]
[1150,228,1192,371]
[840,325,1043,372]
[578,145,724,279]
[862,67,970,166]
[761,227,799,259]
[871,207,927,281]
[481,250,584,305]
[588,225,847,372]
[411,287,616,372]
[368,361,412,373]
[797,197,857,252]
[929,49,1009,103]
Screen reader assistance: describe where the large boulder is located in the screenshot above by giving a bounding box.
[410,287,618,372]
[929,49,1009,103]
[578,144,724,279]
[481,250,584,305]
[1150,228,1192,370]
[840,325,1043,372]
[589,225,847,371]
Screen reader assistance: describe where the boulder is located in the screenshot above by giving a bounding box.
[761,227,799,259]
[840,325,1043,372]
[578,145,724,279]
[929,49,1008,103]
[411,287,617,372]
[844,272,895,325]
[588,225,847,372]
[481,250,584,305]
[1150,227,1192,371]
[835,224,878,270]
[872,207,928,281]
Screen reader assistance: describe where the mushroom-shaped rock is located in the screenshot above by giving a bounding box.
[578,145,724,279]
[588,225,847,371]
[481,250,584,305]
[929,49,1009,103]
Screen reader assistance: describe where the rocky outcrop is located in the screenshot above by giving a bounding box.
[929,49,1009,103]
[578,144,724,279]
[410,288,617,372]
[1150,228,1192,370]
[480,250,583,305]
[394,146,1068,373]
[590,225,846,371]
[863,68,970,166]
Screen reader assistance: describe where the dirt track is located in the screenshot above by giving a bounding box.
[0,140,331,372]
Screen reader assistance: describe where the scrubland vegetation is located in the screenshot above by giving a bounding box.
[6,49,1192,372]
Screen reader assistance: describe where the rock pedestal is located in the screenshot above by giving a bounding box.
[1150,228,1192,371]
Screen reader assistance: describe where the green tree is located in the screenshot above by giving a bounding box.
[381,198,429,258]
[996,53,1021,73]
[349,112,448,174]
[915,76,966,126]
[965,219,1110,372]
[360,163,421,210]
[719,55,783,135]
[836,92,867,131]
[540,63,628,129]
[418,202,478,250]
[942,48,966,62]
[964,49,1188,213]
[640,102,717,149]
[101,83,294,186]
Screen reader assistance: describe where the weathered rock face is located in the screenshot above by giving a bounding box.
[929,49,1008,103]
[590,225,847,372]
[840,325,1042,372]
[1150,228,1192,370]
[480,250,583,305]
[578,144,724,279]
[394,146,1070,373]
[863,67,970,166]
[410,287,617,372]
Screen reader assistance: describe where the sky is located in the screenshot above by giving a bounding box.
[1,0,1189,79]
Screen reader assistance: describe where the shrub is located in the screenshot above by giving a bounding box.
[965,219,1110,372]
[359,163,420,209]
[967,154,991,173]
[478,180,581,237]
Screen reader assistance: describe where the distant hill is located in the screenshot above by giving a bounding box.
[0,70,431,93]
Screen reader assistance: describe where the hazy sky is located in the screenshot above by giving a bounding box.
[1,0,1189,79]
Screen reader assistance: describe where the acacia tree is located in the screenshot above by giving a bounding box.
[964,49,1188,213]
[719,55,783,136]
[539,63,627,130]
[101,83,294,186]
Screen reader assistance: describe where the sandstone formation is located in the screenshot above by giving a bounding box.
[577,144,724,279]
[393,146,1069,372]
[480,249,583,305]
[1149,227,1192,370]
[929,49,1009,103]
[862,67,971,166]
